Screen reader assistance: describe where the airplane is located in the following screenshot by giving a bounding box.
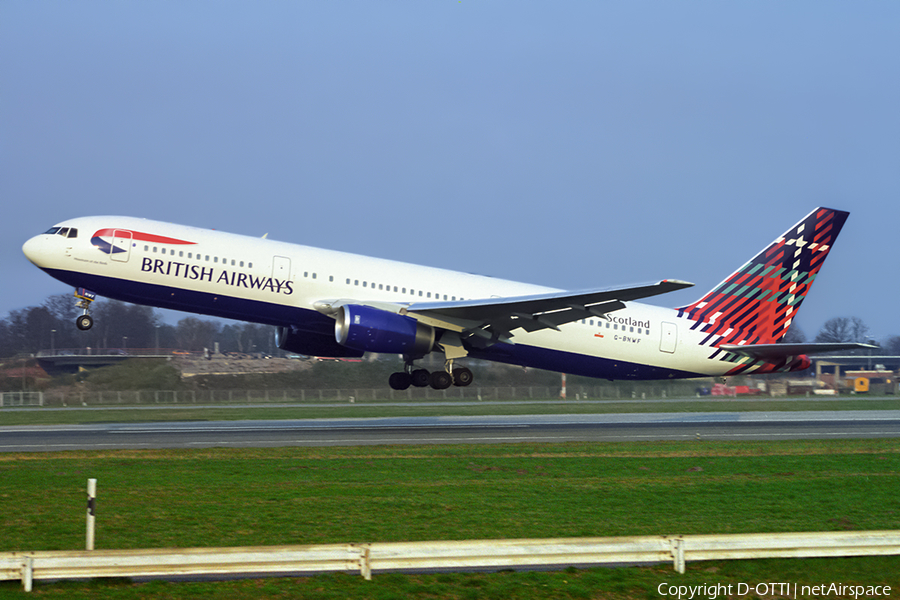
[22,207,872,390]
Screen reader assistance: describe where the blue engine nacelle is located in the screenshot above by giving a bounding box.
[335,304,435,356]
[275,326,365,358]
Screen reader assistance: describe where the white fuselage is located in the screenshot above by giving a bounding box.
[23,216,742,380]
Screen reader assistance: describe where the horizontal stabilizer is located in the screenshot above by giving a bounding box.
[719,342,879,359]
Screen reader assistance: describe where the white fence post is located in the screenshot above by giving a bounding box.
[86,479,97,551]
[672,537,685,573]
[359,545,372,580]
[23,556,33,592]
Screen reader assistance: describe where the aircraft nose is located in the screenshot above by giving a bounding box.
[22,235,48,266]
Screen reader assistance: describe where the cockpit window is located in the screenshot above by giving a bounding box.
[44,227,61,235]
[67,228,78,238]
[57,228,70,237]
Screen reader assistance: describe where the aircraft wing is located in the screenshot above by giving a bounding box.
[404,279,693,345]
[719,342,879,359]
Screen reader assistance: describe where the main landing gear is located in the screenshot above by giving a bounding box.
[74,288,95,331]
[389,361,474,391]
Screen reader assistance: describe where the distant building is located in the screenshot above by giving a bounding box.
[812,355,900,394]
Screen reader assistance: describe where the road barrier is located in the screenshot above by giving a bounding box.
[2,530,898,592]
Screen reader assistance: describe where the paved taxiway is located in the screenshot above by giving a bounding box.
[2,411,900,452]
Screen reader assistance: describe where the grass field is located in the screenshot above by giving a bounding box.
[1,439,899,598]
[1,396,898,426]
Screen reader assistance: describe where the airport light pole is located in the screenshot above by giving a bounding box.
[50,329,56,355]
[867,337,877,371]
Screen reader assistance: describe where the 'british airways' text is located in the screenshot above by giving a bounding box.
[141,258,294,295]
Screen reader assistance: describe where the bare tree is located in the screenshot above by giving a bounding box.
[815,317,869,344]
[174,317,220,351]
[882,335,900,355]
[782,324,806,343]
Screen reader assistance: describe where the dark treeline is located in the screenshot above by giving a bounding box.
[0,294,274,358]
[1,294,898,359]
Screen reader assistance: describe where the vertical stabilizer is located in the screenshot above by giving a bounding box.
[677,207,849,347]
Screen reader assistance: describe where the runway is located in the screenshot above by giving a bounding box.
[2,411,900,452]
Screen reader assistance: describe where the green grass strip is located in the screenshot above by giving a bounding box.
[0,439,898,598]
[1,397,898,426]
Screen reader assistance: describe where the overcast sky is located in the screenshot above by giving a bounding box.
[3,2,898,342]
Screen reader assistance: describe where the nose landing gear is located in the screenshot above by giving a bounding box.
[74,288,95,331]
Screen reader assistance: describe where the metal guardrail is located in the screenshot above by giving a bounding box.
[2,530,899,592]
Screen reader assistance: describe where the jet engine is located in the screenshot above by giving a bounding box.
[335,304,434,356]
[275,325,364,358]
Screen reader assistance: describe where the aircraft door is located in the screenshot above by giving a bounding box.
[111,230,132,263]
[660,322,677,353]
[273,255,291,280]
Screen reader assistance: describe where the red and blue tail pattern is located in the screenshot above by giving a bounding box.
[676,207,849,374]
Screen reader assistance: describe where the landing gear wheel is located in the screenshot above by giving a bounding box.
[411,369,431,388]
[389,372,412,390]
[76,314,94,331]
[453,367,474,387]
[430,370,453,390]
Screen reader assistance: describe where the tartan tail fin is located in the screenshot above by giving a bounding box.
[676,207,849,346]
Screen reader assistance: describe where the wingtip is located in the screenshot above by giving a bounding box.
[662,279,694,288]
